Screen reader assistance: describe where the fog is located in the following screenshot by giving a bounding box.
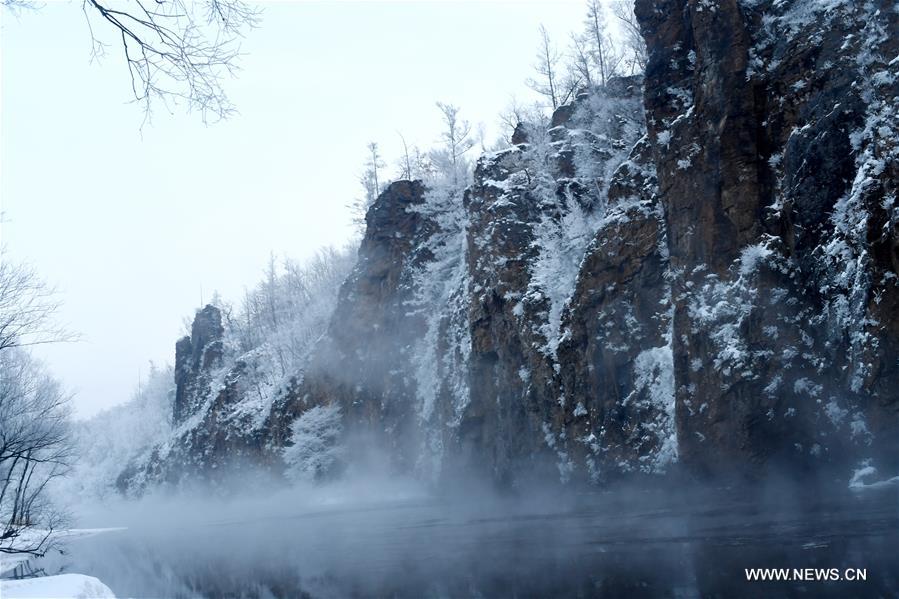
[18,462,899,598]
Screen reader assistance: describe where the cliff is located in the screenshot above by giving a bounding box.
[636,0,898,477]
[119,0,899,492]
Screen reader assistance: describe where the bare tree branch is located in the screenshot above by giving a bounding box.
[0,256,76,353]
[78,0,262,124]
[526,24,561,109]
[611,0,647,75]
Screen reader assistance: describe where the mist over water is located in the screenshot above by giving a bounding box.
[20,469,899,599]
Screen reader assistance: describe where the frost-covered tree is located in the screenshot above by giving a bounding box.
[0,258,73,556]
[430,102,475,189]
[0,259,74,560]
[396,135,436,182]
[282,403,342,481]
[229,247,356,379]
[363,142,385,200]
[62,363,174,500]
[0,348,71,557]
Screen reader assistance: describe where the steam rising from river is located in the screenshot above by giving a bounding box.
[28,466,899,598]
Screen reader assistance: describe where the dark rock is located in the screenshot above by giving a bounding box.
[511,123,529,145]
[636,0,899,477]
[173,304,224,424]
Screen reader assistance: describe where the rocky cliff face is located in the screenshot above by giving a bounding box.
[267,179,440,473]
[117,305,288,494]
[121,0,898,493]
[636,0,898,478]
[271,78,661,485]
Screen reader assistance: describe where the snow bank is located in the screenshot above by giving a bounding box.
[1,574,115,599]
[849,463,899,492]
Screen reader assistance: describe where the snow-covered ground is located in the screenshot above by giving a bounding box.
[0,574,115,599]
[1,529,123,599]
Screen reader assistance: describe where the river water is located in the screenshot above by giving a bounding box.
[12,480,899,598]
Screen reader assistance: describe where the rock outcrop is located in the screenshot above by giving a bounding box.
[173,305,224,424]
[118,305,288,493]
[267,180,439,472]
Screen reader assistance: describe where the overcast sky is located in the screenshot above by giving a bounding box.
[1,0,585,418]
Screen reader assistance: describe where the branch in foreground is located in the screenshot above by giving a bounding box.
[82,0,261,124]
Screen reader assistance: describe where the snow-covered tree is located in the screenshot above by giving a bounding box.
[230,247,356,379]
[0,258,73,556]
[362,142,385,201]
[282,403,342,481]
[62,363,174,500]
[0,338,72,555]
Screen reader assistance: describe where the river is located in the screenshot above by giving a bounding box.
[9,480,899,598]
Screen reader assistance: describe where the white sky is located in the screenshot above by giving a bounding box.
[1,0,586,418]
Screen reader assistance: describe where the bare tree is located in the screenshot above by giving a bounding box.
[611,0,647,74]
[0,257,75,556]
[54,0,260,123]
[397,132,413,181]
[570,32,593,88]
[0,257,74,353]
[584,0,620,86]
[527,24,562,109]
[498,96,525,143]
[394,134,434,182]
[365,142,384,196]
[1,0,260,123]
[347,142,387,231]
